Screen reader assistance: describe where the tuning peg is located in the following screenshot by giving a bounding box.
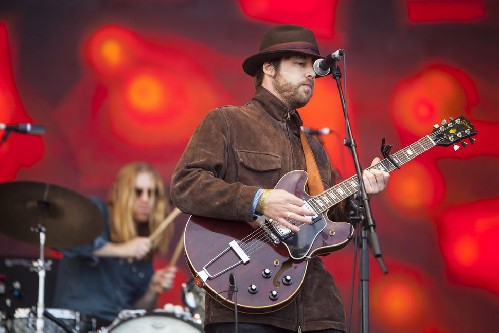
[449,117,455,121]
[433,124,439,129]
[453,144,460,151]
[441,119,448,125]
[469,137,476,144]
[460,141,468,148]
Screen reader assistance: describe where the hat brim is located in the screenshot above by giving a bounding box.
[242,50,323,76]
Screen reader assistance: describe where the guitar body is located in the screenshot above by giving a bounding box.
[184,170,354,313]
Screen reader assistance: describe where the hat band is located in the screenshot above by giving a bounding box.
[262,41,319,55]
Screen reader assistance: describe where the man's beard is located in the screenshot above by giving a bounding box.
[272,72,313,109]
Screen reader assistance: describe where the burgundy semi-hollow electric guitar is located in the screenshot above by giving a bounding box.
[183,116,476,313]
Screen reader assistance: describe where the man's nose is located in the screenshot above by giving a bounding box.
[306,65,315,79]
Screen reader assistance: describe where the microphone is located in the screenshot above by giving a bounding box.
[0,123,45,135]
[302,127,330,135]
[313,49,344,77]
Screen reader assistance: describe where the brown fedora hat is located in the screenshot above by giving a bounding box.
[242,24,322,76]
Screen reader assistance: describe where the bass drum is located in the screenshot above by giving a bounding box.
[101,305,203,333]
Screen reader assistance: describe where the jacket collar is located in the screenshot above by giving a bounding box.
[252,86,304,127]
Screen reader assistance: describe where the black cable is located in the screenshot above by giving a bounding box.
[43,309,73,333]
[229,273,238,333]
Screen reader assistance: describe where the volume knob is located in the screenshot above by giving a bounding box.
[282,275,292,285]
[262,268,272,278]
[248,284,258,294]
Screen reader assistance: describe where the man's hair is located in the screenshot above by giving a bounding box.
[108,161,173,255]
[254,58,281,88]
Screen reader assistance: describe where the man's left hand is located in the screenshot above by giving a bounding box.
[362,157,390,194]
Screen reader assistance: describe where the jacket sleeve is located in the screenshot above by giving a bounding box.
[170,109,259,221]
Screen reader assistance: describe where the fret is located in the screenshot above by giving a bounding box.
[380,159,393,172]
[339,182,351,196]
[345,179,358,195]
[306,135,439,215]
[321,194,332,206]
[308,198,321,212]
[325,190,338,203]
[315,197,326,210]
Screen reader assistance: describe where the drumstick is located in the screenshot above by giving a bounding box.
[149,207,182,242]
[169,233,184,267]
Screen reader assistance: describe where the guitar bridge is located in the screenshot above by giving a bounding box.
[195,240,250,283]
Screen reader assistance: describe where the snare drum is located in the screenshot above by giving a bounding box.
[101,305,203,332]
[4,307,90,333]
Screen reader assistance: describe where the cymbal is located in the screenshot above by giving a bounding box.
[0,181,105,248]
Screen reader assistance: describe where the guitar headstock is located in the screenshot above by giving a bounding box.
[430,116,477,149]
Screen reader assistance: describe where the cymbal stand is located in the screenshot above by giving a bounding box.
[31,224,52,332]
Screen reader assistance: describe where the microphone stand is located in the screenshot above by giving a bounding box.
[328,63,388,333]
[0,129,13,145]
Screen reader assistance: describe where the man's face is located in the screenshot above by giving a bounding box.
[132,171,156,223]
[270,55,315,109]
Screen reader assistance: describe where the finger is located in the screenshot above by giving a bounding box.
[274,189,305,206]
[363,171,375,190]
[287,211,313,225]
[370,157,381,166]
[295,205,317,217]
[277,217,300,233]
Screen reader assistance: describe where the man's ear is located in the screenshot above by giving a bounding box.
[262,61,275,76]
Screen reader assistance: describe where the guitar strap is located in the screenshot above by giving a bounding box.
[299,130,325,196]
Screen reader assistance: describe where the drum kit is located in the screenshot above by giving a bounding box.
[0,181,206,332]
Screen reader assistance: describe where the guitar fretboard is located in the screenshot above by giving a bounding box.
[307,135,436,214]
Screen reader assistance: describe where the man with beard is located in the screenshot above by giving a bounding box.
[171,25,389,333]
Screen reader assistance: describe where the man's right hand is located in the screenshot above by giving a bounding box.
[262,189,315,233]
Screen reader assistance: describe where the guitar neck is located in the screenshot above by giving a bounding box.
[307,135,436,213]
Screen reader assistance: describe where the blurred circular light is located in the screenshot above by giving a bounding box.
[127,74,165,112]
[372,274,427,329]
[453,235,479,267]
[100,38,123,67]
[386,162,443,214]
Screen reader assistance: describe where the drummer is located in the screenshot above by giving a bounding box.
[52,161,177,329]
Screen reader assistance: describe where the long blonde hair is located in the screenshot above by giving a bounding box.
[108,161,173,256]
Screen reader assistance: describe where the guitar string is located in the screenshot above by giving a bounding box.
[240,137,439,256]
[239,136,438,256]
[202,124,468,279]
[221,136,441,262]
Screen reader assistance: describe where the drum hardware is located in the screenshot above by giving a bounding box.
[181,278,205,323]
[0,181,105,333]
[32,224,49,332]
[3,307,91,333]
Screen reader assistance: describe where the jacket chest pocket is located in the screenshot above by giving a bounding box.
[236,150,282,188]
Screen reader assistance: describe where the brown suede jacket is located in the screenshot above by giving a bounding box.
[171,87,349,331]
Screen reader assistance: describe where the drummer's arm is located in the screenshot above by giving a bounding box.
[93,237,152,260]
[133,266,177,310]
[133,286,158,311]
